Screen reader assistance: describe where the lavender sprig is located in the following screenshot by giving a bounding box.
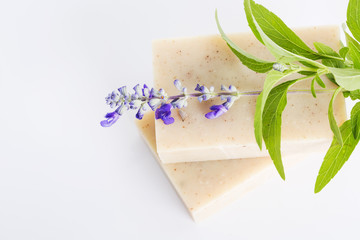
[100,76,335,127]
[100,79,243,127]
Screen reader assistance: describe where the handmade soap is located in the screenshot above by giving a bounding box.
[152,26,347,163]
[136,112,316,222]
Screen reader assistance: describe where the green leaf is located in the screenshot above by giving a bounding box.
[300,61,319,69]
[244,0,263,44]
[339,46,350,60]
[328,87,343,146]
[311,77,317,98]
[351,102,360,139]
[313,42,346,68]
[254,69,299,149]
[314,42,340,57]
[345,89,360,100]
[262,79,300,180]
[215,10,275,73]
[243,0,325,69]
[347,0,360,43]
[315,120,360,193]
[315,74,326,88]
[310,74,325,98]
[345,32,360,69]
[328,67,360,91]
[248,0,322,60]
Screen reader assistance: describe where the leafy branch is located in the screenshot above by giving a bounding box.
[217,0,360,192]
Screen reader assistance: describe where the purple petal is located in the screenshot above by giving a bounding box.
[136,110,144,120]
[155,104,174,124]
[101,111,120,127]
[205,104,227,119]
[205,111,217,119]
[142,84,149,96]
[195,84,201,91]
[105,111,117,118]
[162,117,174,125]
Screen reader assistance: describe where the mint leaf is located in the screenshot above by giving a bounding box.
[315,120,360,193]
[215,10,275,73]
[328,87,343,146]
[311,77,317,98]
[313,42,346,68]
[248,0,321,60]
[347,0,360,43]
[313,42,340,56]
[344,89,360,100]
[310,74,325,98]
[243,0,325,68]
[262,80,299,180]
[339,46,350,60]
[314,74,326,88]
[328,67,360,91]
[254,69,299,149]
[351,102,360,139]
[345,32,360,69]
[244,0,263,44]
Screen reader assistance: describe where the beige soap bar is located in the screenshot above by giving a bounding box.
[137,112,273,222]
[152,26,347,163]
[137,113,315,222]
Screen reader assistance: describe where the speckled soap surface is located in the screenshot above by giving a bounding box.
[136,112,275,222]
[152,26,347,163]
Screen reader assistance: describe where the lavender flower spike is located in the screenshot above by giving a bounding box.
[100,111,120,127]
[155,103,174,125]
[205,104,228,119]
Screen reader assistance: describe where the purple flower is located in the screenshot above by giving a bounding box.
[205,104,228,119]
[135,104,148,120]
[100,111,120,127]
[195,84,202,92]
[155,104,174,125]
[142,84,150,97]
[174,79,182,90]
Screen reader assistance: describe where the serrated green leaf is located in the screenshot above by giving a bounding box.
[346,89,360,100]
[314,42,340,57]
[243,0,325,68]
[244,0,263,44]
[345,32,360,69]
[215,10,275,73]
[328,87,343,146]
[248,0,321,60]
[254,69,299,149]
[314,74,326,88]
[351,102,360,139]
[328,67,360,91]
[313,42,346,68]
[339,46,350,60]
[347,0,360,43]
[315,120,360,193]
[262,79,300,180]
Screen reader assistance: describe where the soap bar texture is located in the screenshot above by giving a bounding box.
[152,26,347,163]
[136,113,316,222]
[137,112,273,222]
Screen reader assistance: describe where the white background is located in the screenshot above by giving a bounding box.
[0,0,359,239]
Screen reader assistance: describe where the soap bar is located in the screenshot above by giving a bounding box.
[152,26,347,163]
[136,112,318,222]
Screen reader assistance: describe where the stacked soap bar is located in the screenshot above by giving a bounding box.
[136,26,347,222]
[152,26,347,163]
[137,112,277,222]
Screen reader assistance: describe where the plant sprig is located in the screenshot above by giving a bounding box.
[217,0,360,192]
